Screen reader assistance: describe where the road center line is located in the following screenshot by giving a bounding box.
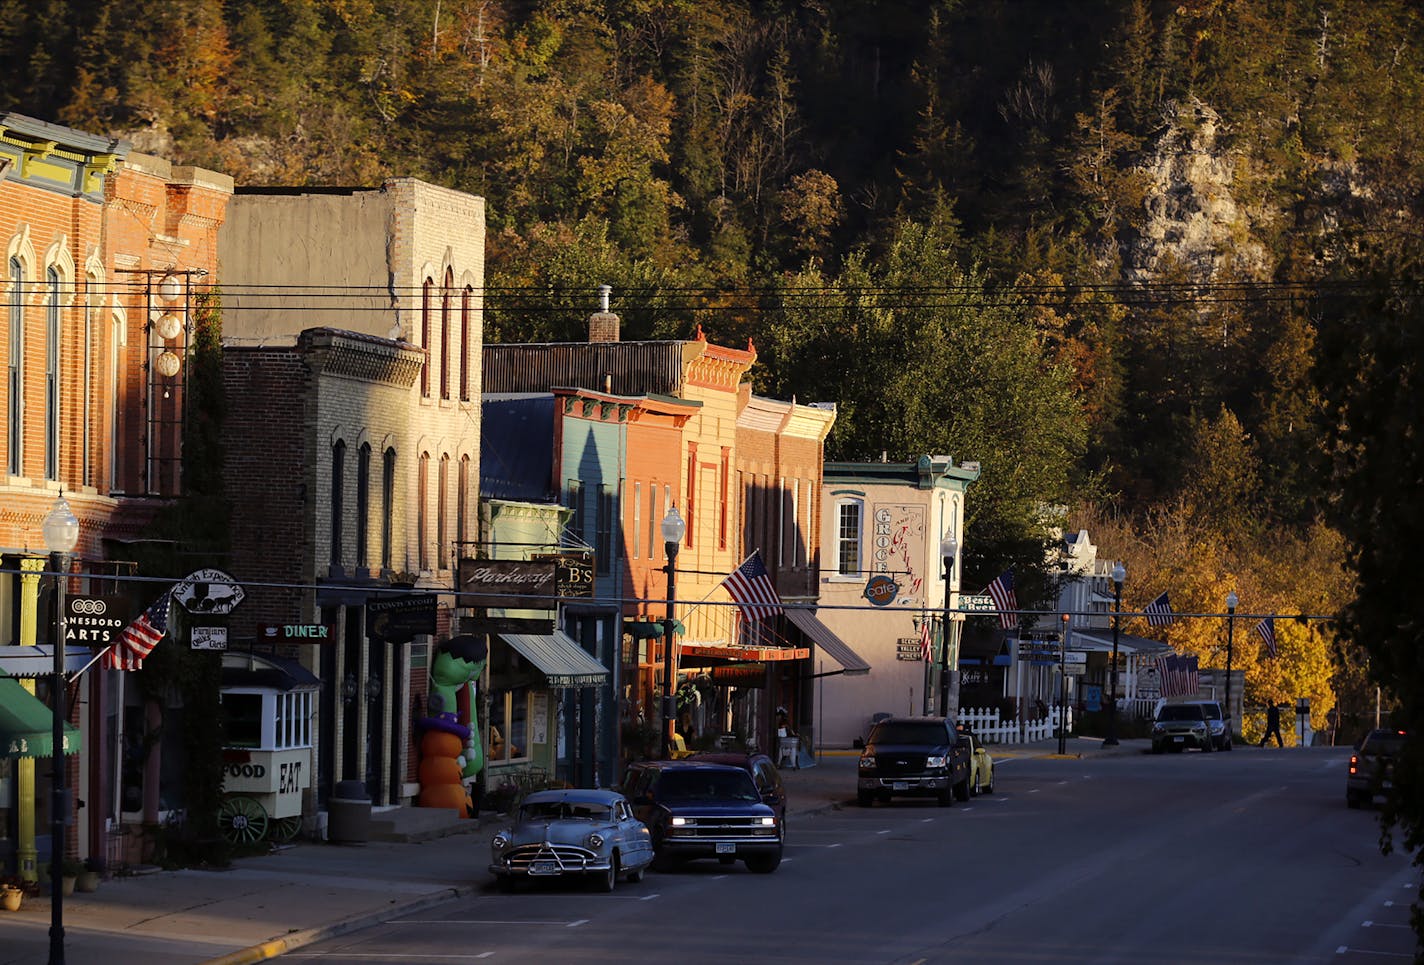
[567,919,589,928]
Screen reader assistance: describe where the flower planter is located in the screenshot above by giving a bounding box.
[61,875,76,898]
[76,870,101,893]
[2,888,22,912]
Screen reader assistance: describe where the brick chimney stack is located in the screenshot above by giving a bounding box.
[588,284,620,342]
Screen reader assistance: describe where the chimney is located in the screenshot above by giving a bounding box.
[588,284,620,342]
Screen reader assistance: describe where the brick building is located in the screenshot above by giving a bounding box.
[218,179,485,812]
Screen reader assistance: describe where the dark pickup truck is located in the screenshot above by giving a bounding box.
[857,715,972,807]
[624,759,783,873]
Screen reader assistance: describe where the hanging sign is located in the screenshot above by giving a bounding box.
[65,595,132,646]
[190,626,228,651]
[457,559,558,609]
[172,568,245,615]
[369,594,438,642]
[863,575,899,607]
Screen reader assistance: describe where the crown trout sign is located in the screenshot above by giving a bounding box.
[172,568,246,615]
[863,574,899,607]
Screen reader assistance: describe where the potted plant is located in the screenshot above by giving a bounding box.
[60,858,83,897]
[1,875,26,912]
[76,857,104,893]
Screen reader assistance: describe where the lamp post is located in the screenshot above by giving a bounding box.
[1224,591,1238,741]
[1059,613,1070,756]
[938,536,958,717]
[660,507,686,757]
[43,494,79,965]
[1103,561,1126,747]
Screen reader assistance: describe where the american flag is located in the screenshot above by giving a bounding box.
[985,569,1018,629]
[1158,653,1200,698]
[724,551,782,623]
[919,617,934,662]
[1144,591,1176,628]
[1254,617,1277,658]
[101,591,172,671]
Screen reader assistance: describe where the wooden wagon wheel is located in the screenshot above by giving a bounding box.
[218,796,269,845]
[269,815,303,843]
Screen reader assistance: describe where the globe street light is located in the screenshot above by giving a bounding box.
[1103,561,1126,747]
[938,535,958,717]
[43,494,79,965]
[1225,591,1239,741]
[660,507,686,757]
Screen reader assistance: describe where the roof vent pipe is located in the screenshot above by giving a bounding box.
[598,284,612,312]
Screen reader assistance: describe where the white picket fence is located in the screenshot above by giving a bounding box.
[958,705,1074,745]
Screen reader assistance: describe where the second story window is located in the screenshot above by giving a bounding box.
[330,440,346,566]
[418,451,430,570]
[356,443,371,568]
[45,266,60,480]
[836,499,863,576]
[595,484,613,575]
[460,286,473,401]
[438,453,449,571]
[8,257,24,477]
[566,480,584,543]
[420,277,432,397]
[440,268,453,400]
[382,447,396,569]
[458,454,469,548]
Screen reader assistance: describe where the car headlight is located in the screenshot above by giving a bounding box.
[1152,724,1165,734]
[671,816,689,827]
[859,755,875,769]
[587,832,605,848]
[760,816,776,827]
[492,833,510,851]
[926,755,946,768]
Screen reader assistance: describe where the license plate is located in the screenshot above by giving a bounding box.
[529,860,560,875]
[715,842,736,855]
[892,781,909,791]
[1173,736,1184,742]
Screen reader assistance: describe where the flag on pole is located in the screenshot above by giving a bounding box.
[1254,617,1277,657]
[100,591,172,671]
[723,551,782,623]
[1144,591,1176,628]
[1158,653,1201,698]
[985,569,1018,629]
[919,618,934,662]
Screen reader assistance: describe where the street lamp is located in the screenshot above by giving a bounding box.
[938,536,958,717]
[1103,561,1126,747]
[1059,613,1070,756]
[1225,591,1239,741]
[42,494,79,965]
[660,507,686,757]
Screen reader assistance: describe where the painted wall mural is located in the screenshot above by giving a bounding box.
[872,504,925,603]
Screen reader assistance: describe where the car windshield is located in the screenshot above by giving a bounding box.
[519,801,612,823]
[658,769,760,802]
[1157,705,1204,721]
[869,722,946,744]
[1364,732,1407,756]
[1197,704,1223,720]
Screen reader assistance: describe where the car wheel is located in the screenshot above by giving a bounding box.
[1202,738,1213,753]
[969,772,979,797]
[954,776,971,802]
[937,788,953,807]
[597,854,618,893]
[626,865,645,883]
[778,818,787,845]
[984,779,993,795]
[746,850,782,874]
[857,790,874,808]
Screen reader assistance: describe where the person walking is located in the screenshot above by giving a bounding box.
[1259,702,1284,747]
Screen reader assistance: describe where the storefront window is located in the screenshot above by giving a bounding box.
[489,687,531,763]
[223,693,264,749]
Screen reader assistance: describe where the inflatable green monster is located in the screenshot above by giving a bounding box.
[417,634,488,815]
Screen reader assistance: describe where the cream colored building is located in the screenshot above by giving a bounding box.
[814,456,978,747]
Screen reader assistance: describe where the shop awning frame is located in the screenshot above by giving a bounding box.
[498,630,609,688]
[1,672,81,758]
[785,608,871,676]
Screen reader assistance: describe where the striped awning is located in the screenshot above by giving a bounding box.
[498,631,609,688]
[785,609,871,675]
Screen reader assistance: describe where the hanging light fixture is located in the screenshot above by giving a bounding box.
[158,272,183,304]
[154,311,184,340]
[154,350,182,378]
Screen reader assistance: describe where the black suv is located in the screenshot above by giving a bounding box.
[686,751,788,841]
[1347,728,1408,808]
[857,716,971,807]
[623,760,782,873]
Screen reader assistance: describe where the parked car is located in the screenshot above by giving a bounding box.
[488,788,653,892]
[1184,700,1232,751]
[1347,728,1408,808]
[686,751,788,841]
[857,715,972,807]
[956,723,995,796]
[623,760,782,873]
[1151,703,1213,753]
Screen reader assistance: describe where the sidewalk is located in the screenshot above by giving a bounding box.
[0,737,1143,965]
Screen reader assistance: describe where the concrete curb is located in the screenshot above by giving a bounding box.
[197,883,473,965]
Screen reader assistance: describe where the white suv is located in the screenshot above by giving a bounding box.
[1186,700,1232,751]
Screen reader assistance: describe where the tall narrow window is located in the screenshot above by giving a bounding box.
[777,476,786,567]
[836,499,863,575]
[437,453,450,571]
[685,445,697,547]
[719,448,731,549]
[418,452,430,570]
[8,257,24,476]
[382,448,396,569]
[440,267,452,400]
[632,481,641,560]
[82,271,95,486]
[647,483,657,559]
[45,267,59,480]
[356,443,371,568]
[566,480,584,542]
[420,277,432,396]
[460,286,473,401]
[595,484,613,575]
[330,440,346,566]
[791,479,801,567]
[458,454,470,548]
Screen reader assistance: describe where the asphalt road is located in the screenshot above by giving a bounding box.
[287,747,1416,964]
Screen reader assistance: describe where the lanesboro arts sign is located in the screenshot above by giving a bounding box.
[457,557,595,609]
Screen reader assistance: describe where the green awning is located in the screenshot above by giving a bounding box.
[626,619,685,640]
[497,631,610,689]
[1,673,80,758]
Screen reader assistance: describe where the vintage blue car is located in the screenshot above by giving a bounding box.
[489,788,654,892]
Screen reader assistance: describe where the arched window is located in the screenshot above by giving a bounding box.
[440,267,452,400]
[330,440,346,566]
[437,452,450,570]
[356,443,372,567]
[418,451,430,570]
[382,447,397,569]
[457,454,470,547]
[420,277,433,397]
[460,286,473,401]
[45,266,60,480]
[7,257,23,476]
